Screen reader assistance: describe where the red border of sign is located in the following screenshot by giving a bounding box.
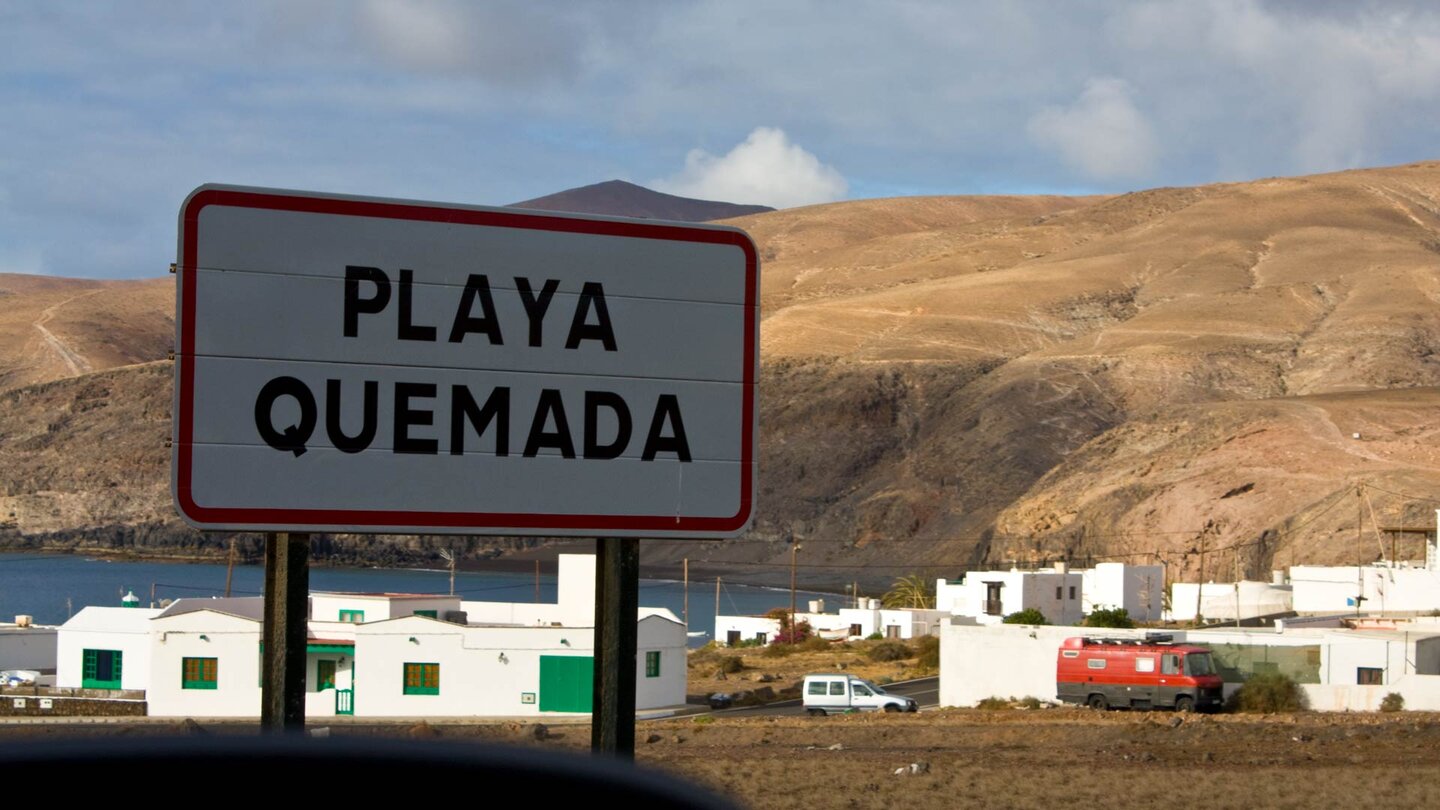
[175,187,757,535]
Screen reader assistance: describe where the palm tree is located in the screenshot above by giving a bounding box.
[882,574,934,609]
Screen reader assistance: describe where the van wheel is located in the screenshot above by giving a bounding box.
[1086,694,1108,711]
[883,704,900,713]
[1174,696,1194,713]
[807,709,826,717]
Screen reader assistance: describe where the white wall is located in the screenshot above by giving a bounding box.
[1082,564,1165,622]
[352,613,685,717]
[635,615,687,710]
[940,623,1151,707]
[935,579,964,614]
[56,607,161,690]
[462,554,600,627]
[1292,565,1440,614]
[0,626,58,671]
[1169,581,1294,621]
[309,594,460,623]
[950,570,1083,625]
[1319,632,1426,685]
[716,615,779,646]
[147,610,261,718]
[1303,676,1440,711]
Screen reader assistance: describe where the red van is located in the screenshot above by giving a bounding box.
[1056,635,1224,712]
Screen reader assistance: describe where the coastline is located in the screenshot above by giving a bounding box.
[0,544,853,600]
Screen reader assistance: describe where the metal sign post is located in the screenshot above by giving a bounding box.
[261,532,309,731]
[591,538,639,756]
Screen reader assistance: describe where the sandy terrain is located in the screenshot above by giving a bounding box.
[5,711,1438,809]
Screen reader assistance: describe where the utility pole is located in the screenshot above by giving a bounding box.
[224,537,237,598]
[1194,533,1206,625]
[682,558,689,630]
[789,543,802,642]
[715,577,721,631]
[438,548,456,596]
[1234,550,1241,629]
[1357,484,1364,615]
[535,560,541,604]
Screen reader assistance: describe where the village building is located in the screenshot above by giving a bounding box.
[1168,576,1295,622]
[0,616,58,681]
[714,598,951,646]
[939,619,1440,712]
[55,554,685,718]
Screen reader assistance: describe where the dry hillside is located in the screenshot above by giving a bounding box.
[4,163,1440,588]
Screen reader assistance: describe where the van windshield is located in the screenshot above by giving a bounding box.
[1184,653,1215,676]
[861,680,887,695]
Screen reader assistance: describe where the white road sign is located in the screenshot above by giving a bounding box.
[172,184,758,537]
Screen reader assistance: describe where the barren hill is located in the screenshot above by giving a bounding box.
[510,179,773,221]
[0,274,172,391]
[4,163,1440,589]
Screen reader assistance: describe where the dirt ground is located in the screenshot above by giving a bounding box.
[5,710,1440,809]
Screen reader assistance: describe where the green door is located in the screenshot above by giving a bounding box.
[335,688,354,715]
[539,655,593,713]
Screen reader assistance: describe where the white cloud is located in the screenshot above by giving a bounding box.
[1027,78,1159,182]
[653,127,846,209]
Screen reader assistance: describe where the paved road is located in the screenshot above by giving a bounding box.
[716,676,939,718]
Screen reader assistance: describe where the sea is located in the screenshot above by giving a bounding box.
[0,552,837,647]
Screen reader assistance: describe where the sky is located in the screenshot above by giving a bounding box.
[3,0,1440,279]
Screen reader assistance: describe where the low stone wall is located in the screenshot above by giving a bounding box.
[0,686,146,717]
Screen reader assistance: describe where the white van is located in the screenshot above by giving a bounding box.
[802,673,917,716]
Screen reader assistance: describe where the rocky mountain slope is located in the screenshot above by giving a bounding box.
[4,163,1440,588]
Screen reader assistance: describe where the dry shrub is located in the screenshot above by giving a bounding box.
[975,696,1012,710]
[915,635,940,669]
[868,640,912,662]
[1227,672,1307,713]
[800,635,832,652]
[716,655,745,674]
[1380,692,1405,712]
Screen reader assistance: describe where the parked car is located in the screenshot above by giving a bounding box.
[802,673,916,715]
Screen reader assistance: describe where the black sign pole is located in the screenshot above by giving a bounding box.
[261,531,310,732]
[591,537,640,757]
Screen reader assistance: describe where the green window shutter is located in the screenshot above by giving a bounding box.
[83,649,123,689]
[182,657,218,690]
[415,610,437,618]
[403,663,440,695]
[339,609,365,623]
[645,651,661,678]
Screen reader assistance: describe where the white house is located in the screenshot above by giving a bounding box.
[1290,563,1440,614]
[1169,579,1294,622]
[311,592,462,624]
[56,606,161,691]
[0,618,58,675]
[938,619,1440,712]
[1082,563,1165,622]
[714,598,949,646]
[350,611,684,717]
[65,553,685,718]
[936,568,1084,626]
[147,605,264,718]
